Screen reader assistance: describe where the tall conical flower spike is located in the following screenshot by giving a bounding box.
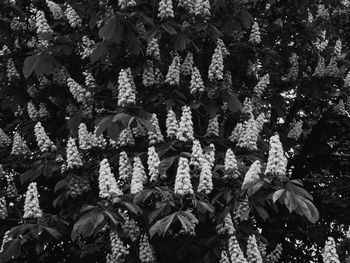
[194,0,211,17]
[177,106,194,142]
[66,137,83,169]
[0,129,11,148]
[249,21,261,44]
[190,140,204,168]
[208,42,224,81]
[174,157,193,196]
[265,134,287,178]
[99,159,122,199]
[228,235,248,263]
[119,151,133,183]
[205,115,219,137]
[158,0,174,20]
[34,122,56,152]
[64,3,82,28]
[23,182,43,219]
[131,157,147,194]
[146,38,161,60]
[190,66,205,95]
[139,234,155,263]
[242,160,261,190]
[224,149,239,178]
[166,108,178,139]
[246,235,263,263]
[118,69,136,107]
[181,52,193,76]
[148,113,164,145]
[11,132,30,156]
[197,160,213,194]
[165,55,181,85]
[148,146,161,182]
[106,230,129,262]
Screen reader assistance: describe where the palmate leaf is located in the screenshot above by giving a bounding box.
[23,51,59,78]
[149,212,177,237]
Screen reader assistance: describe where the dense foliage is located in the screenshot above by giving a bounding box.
[0,0,350,262]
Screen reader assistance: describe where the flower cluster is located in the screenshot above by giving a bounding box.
[197,160,213,194]
[143,61,155,87]
[190,140,204,168]
[265,244,283,263]
[68,175,91,198]
[229,123,243,143]
[249,21,261,44]
[35,10,54,36]
[334,39,343,59]
[0,129,11,148]
[174,157,193,196]
[99,159,122,199]
[265,134,287,178]
[195,0,211,17]
[190,66,205,95]
[237,117,259,150]
[66,137,83,169]
[246,235,263,263]
[139,234,155,263]
[148,114,164,145]
[325,57,340,77]
[27,101,39,121]
[322,237,340,263]
[242,160,261,190]
[178,0,194,13]
[38,103,50,119]
[106,231,129,263]
[166,108,179,139]
[204,143,215,168]
[132,122,148,138]
[177,106,194,142]
[313,56,326,77]
[287,120,303,140]
[220,251,230,263]
[314,30,328,52]
[64,4,82,28]
[208,41,224,81]
[23,182,43,219]
[67,77,92,105]
[34,122,56,152]
[11,132,30,156]
[206,115,219,137]
[122,213,141,242]
[165,55,181,85]
[6,58,19,81]
[181,52,193,76]
[224,149,239,178]
[46,0,63,19]
[283,53,299,81]
[118,68,136,107]
[80,36,95,59]
[131,157,147,194]
[118,0,136,9]
[146,38,161,60]
[254,74,270,96]
[158,0,174,19]
[228,235,248,263]
[118,151,133,183]
[316,4,329,19]
[117,127,135,147]
[148,146,161,182]
[0,197,8,220]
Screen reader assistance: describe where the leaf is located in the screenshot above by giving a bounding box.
[71,212,105,241]
[68,111,83,136]
[136,117,156,133]
[98,16,124,43]
[284,190,298,213]
[162,23,177,35]
[1,237,22,263]
[95,115,114,136]
[247,180,264,196]
[159,156,177,174]
[240,8,253,29]
[54,180,67,192]
[222,90,243,113]
[113,113,132,127]
[148,203,171,223]
[286,182,313,200]
[255,205,269,220]
[42,227,61,239]
[20,165,43,184]
[149,212,177,237]
[193,200,215,214]
[23,52,59,78]
[272,189,286,203]
[296,196,319,223]
[118,201,141,214]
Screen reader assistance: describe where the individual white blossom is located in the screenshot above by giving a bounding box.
[166,108,178,139]
[287,120,303,140]
[194,0,211,17]
[246,235,263,263]
[165,55,181,85]
[205,115,219,137]
[197,160,213,194]
[174,157,193,196]
[64,3,82,28]
[35,10,54,36]
[0,45,10,56]
[23,182,43,219]
[143,60,155,87]
[146,38,160,60]
[258,242,267,258]
[131,157,147,194]
[99,159,123,199]
[228,235,248,263]
[11,132,30,156]
[139,234,155,263]
[190,66,205,95]
[0,129,11,148]
[118,0,136,9]
[242,160,261,190]
[148,113,164,145]
[307,8,314,24]
[158,0,174,20]
[265,134,287,177]
[34,122,56,152]
[46,0,63,19]
[208,42,224,81]
[148,146,161,182]
[66,137,83,169]
[106,230,129,263]
[177,106,194,142]
[118,68,136,107]
[249,21,261,44]
[119,151,133,183]
[181,52,193,76]
[190,140,204,168]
